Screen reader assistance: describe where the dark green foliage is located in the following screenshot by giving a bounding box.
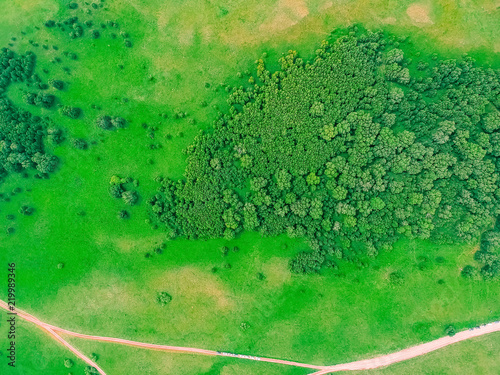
[435,256,445,264]
[72,138,88,150]
[221,246,229,257]
[445,325,456,337]
[111,116,126,128]
[49,79,64,90]
[96,115,112,129]
[256,272,266,280]
[156,292,172,306]
[96,115,127,130]
[31,152,59,173]
[69,23,84,39]
[19,205,34,215]
[0,73,58,177]
[109,184,124,198]
[148,27,500,271]
[24,92,55,108]
[290,251,325,274]
[91,29,100,39]
[471,229,500,280]
[389,270,405,285]
[122,190,138,206]
[461,265,477,279]
[64,359,74,368]
[47,128,64,144]
[60,105,81,119]
[84,366,99,375]
[118,210,129,219]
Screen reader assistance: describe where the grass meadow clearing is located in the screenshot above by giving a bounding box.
[0,0,499,374]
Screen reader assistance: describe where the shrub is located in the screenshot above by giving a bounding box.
[461,265,477,279]
[109,184,124,198]
[111,116,127,128]
[122,190,138,206]
[72,138,88,150]
[96,115,113,129]
[156,292,172,306]
[64,358,74,368]
[389,271,404,285]
[290,251,325,274]
[60,106,81,119]
[445,325,456,337]
[19,206,34,216]
[118,210,129,219]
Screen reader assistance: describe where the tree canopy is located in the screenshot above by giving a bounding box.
[157,29,496,274]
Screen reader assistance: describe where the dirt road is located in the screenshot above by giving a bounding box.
[1,299,498,374]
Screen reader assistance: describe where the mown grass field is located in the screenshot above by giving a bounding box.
[0,0,499,374]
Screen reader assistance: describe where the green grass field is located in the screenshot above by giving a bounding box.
[0,0,499,374]
[0,318,88,374]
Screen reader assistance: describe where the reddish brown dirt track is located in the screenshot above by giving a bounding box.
[1,299,498,374]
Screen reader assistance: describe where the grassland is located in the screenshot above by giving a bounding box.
[0,317,88,374]
[0,0,499,374]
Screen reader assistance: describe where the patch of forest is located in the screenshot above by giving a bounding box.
[149,26,500,277]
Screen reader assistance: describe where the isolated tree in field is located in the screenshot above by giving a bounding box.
[60,105,81,119]
[445,325,456,337]
[156,292,172,306]
[461,265,477,279]
[122,190,138,206]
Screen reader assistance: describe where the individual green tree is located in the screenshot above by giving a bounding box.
[96,115,113,129]
[445,325,456,337]
[72,138,88,150]
[49,79,64,90]
[156,292,172,306]
[111,116,127,128]
[19,205,34,215]
[60,106,81,119]
[122,190,139,206]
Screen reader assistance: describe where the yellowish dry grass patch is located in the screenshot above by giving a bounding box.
[406,3,433,24]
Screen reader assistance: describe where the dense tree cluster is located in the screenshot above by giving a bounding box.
[149,27,500,272]
[0,48,61,184]
[23,91,55,108]
[462,227,500,280]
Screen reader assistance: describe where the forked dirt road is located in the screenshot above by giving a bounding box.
[1,299,499,375]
